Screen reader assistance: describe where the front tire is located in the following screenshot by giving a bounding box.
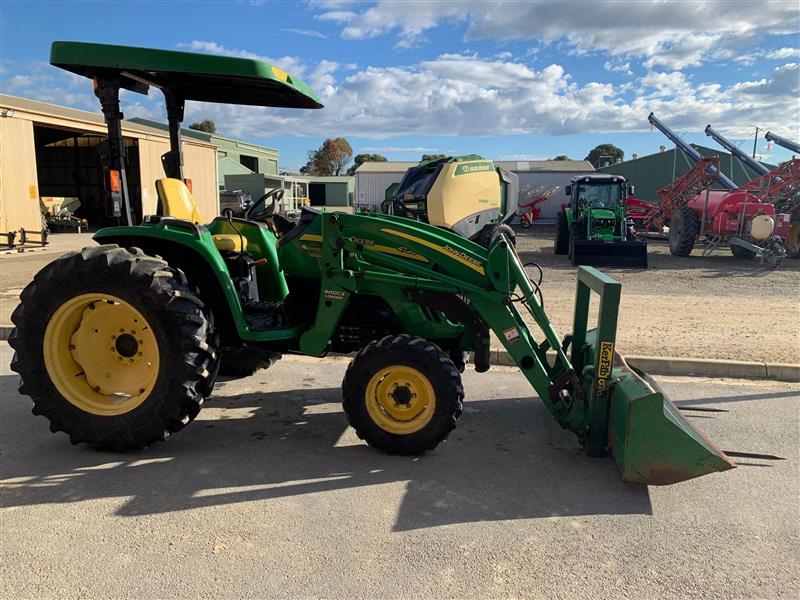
[9,245,218,450]
[342,335,463,455]
[554,210,569,255]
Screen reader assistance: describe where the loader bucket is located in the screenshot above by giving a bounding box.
[607,354,736,485]
[571,240,648,268]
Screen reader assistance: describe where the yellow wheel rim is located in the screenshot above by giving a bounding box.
[365,365,436,435]
[43,293,160,416]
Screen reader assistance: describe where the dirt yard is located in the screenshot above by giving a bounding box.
[513,225,800,364]
[1,229,798,363]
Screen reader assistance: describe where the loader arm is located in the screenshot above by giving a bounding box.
[299,211,734,485]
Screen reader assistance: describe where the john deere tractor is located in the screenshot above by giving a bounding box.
[555,174,648,268]
[383,155,519,247]
[9,42,733,486]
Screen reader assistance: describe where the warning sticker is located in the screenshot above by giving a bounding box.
[503,327,521,344]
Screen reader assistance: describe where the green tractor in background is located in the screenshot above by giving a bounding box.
[555,174,648,268]
[381,155,519,247]
[9,42,732,486]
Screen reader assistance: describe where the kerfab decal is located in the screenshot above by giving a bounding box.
[454,161,493,176]
[503,327,521,344]
[596,341,614,391]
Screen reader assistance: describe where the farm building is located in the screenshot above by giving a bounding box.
[223,173,310,214]
[128,117,280,180]
[304,175,354,207]
[0,94,218,238]
[354,159,594,222]
[599,144,772,202]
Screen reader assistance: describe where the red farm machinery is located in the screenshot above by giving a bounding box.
[647,113,786,266]
[705,125,800,256]
[517,185,560,228]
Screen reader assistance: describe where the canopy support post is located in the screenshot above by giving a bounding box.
[94,76,134,226]
[161,89,185,181]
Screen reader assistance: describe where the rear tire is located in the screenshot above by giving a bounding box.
[554,210,569,255]
[9,245,218,450]
[730,244,757,259]
[342,334,463,455]
[668,206,699,257]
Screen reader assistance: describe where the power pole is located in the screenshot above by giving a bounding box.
[752,126,759,159]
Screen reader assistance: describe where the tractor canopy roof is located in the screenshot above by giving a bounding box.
[50,41,323,109]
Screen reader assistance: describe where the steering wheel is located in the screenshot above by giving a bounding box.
[245,188,284,221]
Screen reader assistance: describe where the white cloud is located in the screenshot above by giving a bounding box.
[281,28,328,39]
[175,41,306,78]
[315,1,798,65]
[3,47,796,144]
[765,47,800,60]
[604,61,632,75]
[166,55,798,140]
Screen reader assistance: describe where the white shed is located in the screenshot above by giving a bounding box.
[496,160,595,223]
[354,162,416,210]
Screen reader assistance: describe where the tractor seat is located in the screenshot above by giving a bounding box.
[210,234,247,252]
[155,178,248,252]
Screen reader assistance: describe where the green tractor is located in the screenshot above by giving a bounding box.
[10,42,732,485]
[555,174,648,268]
[382,155,519,247]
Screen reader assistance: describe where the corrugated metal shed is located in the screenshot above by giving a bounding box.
[354,159,594,220]
[0,94,219,234]
[129,117,280,175]
[599,144,772,202]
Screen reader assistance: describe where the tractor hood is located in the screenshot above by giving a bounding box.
[50,41,323,109]
[590,209,616,220]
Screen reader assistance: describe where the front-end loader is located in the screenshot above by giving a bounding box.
[9,42,734,486]
[383,155,520,247]
[555,174,648,268]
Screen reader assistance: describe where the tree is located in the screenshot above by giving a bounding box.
[189,119,217,134]
[301,138,353,175]
[421,153,448,162]
[347,153,387,176]
[584,144,624,168]
[552,154,570,161]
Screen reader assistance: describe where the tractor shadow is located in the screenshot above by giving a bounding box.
[0,376,652,530]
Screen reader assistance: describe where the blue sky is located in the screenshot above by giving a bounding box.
[1,1,798,171]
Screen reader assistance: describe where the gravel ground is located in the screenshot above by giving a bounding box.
[512,225,800,364]
[1,229,798,363]
[2,350,798,599]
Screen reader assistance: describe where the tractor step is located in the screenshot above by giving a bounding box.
[242,300,288,331]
